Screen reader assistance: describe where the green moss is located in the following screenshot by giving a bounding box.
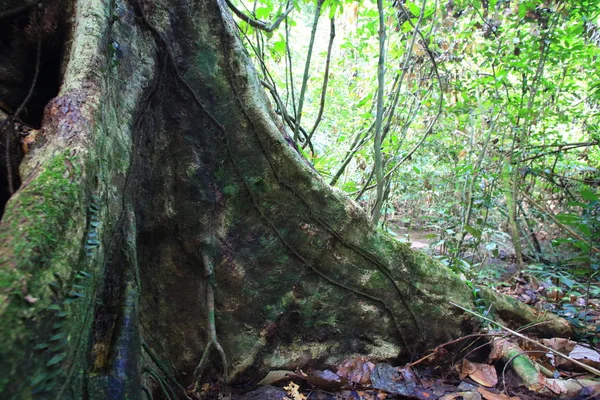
[223,184,239,196]
[194,43,218,78]
[0,151,86,394]
[264,291,294,321]
[366,271,387,289]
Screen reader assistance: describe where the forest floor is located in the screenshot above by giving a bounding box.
[195,227,600,400]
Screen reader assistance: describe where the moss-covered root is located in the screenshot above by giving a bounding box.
[491,338,600,398]
[478,287,572,337]
[491,338,545,390]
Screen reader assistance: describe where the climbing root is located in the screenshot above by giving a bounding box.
[193,249,228,385]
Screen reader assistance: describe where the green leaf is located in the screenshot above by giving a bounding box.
[356,93,372,107]
[255,7,271,19]
[50,332,66,342]
[46,353,67,367]
[31,372,48,386]
[581,188,598,201]
[406,2,420,16]
[464,225,482,239]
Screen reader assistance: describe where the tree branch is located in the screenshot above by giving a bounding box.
[371,0,387,224]
[225,0,293,32]
[293,0,323,142]
[521,140,599,162]
[305,16,335,145]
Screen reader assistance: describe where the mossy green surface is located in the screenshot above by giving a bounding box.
[0,150,89,396]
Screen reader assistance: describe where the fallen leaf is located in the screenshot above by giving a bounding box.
[459,359,497,387]
[440,393,463,400]
[399,366,418,383]
[568,345,600,368]
[476,387,519,400]
[371,363,416,396]
[297,369,346,391]
[544,378,563,395]
[540,338,576,355]
[469,364,498,388]
[336,357,375,385]
[258,370,295,386]
[458,359,476,380]
[441,392,481,400]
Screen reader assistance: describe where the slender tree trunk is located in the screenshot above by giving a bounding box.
[0,0,571,398]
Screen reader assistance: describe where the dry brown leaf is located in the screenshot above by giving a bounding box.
[458,359,497,387]
[476,387,519,400]
[540,338,577,354]
[440,393,465,400]
[568,345,600,369]
[296,369,346,391]
[336,357,375,385]
[441,392,482,400]
[544,378,563,395]
[469,363,498,388]
[458,359,476,380]
[258,370,295,386]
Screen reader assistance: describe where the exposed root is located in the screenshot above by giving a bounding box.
[142,342,191,399]
[193,249,229,384]
[143,367,176,400]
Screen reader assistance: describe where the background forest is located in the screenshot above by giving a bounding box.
[233,0,599,336]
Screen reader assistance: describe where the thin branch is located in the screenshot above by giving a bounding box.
[285,15,296,117]
[293,0,324,142]
[521,140,599,162]
[236,24,312,152]
[377,0,443,187]
[261,80,314,153]
[371,0,387,224]
[194,248,229,384]
[225,0,293,32]
[329,124,374,186]
[527,140,598,149]
[305,16,335,145]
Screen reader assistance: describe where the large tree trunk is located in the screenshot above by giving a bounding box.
[0,0,571,398]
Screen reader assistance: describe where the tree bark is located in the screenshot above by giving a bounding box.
[0,0,571,398]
